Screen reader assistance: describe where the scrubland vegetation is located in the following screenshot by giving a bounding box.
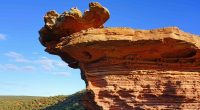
[0,91,85,110]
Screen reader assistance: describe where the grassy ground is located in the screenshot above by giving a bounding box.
[0,91,85,110]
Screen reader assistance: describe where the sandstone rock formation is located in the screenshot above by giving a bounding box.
[39,2,109,47]
[39,2,200,110]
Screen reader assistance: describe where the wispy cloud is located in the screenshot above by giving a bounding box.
[21,66,35,72]
[55,61,67,67]
[5,52,30,63]
[0,64,35,72]
[0,33,6,40]
[37,57,55,71]
[53,72,70,77]
[36,57,67,71]
[2,51,70,75]
[2,64,18,71]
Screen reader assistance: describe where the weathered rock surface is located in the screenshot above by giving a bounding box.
[39,2,110,47]
[39,2,200,110]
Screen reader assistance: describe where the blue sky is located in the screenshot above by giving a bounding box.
[0,0,199,96]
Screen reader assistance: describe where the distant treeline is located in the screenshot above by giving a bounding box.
[0,90,85,110]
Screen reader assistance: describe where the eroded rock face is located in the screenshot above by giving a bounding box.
[39,2,200,110]
[39,2,110,47]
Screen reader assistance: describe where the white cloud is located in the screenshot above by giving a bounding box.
[0,33,6,40]
[21,66,35,72]
[32,52,39,55]
[3,51,68,73]
[53,72,70,77]
[55,61,67,67]
[0,64,2,69]
[4,64,19,71]
[36,57,67,71]
[5,52,30,63]
[0,64,35,72]
[37,57,55,71]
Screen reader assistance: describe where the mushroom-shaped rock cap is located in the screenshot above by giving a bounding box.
[39,2,110,47]
[53,27,200,71]
[39,2,200,71]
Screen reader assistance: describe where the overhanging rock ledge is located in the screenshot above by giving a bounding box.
[39,2,200,110]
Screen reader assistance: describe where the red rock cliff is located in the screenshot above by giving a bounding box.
[39,2,200,110]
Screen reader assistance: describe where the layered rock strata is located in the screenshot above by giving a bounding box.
[39,2,200,110]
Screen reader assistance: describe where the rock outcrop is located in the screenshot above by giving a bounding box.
[39,2,200,110]
[39,2,109,47]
